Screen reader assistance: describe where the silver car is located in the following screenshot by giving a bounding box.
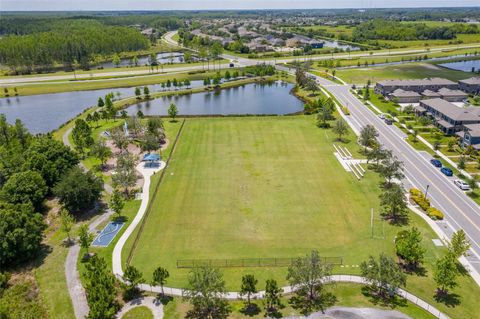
[454,179,471,191]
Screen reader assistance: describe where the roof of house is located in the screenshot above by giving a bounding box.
[420,98,480,122]
[437,88,469,97]
[377,78,457,87]
[459,77,480,85]
[143,153,161,161]
[421,90,441,97]
[464,123,480,137]
[391,89,421,97]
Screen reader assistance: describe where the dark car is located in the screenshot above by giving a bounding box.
[385,118,393,125]
[430,159,442,167]
[229,63,234,68]
[441,167,453,176]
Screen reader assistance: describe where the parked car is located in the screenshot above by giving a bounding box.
[229,63,234,68]
[379,113,386,119]
[430,159,442,167]
[441,167,453,176]
[385,118,393,125]
[454,179,471,191]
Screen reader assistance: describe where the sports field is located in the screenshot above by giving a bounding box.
[127,116,400,287]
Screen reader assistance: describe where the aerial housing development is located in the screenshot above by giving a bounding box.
[2,4,480,319]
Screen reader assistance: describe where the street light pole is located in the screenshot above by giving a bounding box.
[425,184,430,199]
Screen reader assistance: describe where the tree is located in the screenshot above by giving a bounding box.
[360,253,406,301]
[90,139,112,169]
[143,86,150,99]
[132,55,139,67]
[54,166,103,213]
[359,125,378,152]
[122,265,144,300]
[152,266,169,297]
[380,183,409,224]
[112,152,137,195]
[434,254,458,296]
[316,100,334,128]
[332,119,348,142]
[111,129,128,152]
[1,170,47,210]
[168,103,178,122]
[97,97,105,107]
[264,279,282,317]
[224,70,231,80]
[78,224,94,255]
[60,209,75,244]
[183,266,231,319]
[395,227,426,270]
[433,140,441,152]
[112,54,121,68]
[239,274,257,307]
[448,230,471,259]
[363,88,370,100]
[287,250,336,315]
[135,87,142,99]
[468,177,478,192]
[109,189,125,219]
[378,154,404,186]
[72,118,94,155]
[0,202,46,267]
[447,137,457,151]
[458,156,466,170]
[84,255,119,319]
[137,110,144,118]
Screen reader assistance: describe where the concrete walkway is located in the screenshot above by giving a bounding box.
[285,307,412,319]
[115,296,163,319]
[112,162,165,277]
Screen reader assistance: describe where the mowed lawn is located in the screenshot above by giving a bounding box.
[336,63,471,84]
[128,116,392,288]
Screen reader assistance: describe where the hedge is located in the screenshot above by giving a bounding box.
[410,188,431,211]
[427,207,445,220]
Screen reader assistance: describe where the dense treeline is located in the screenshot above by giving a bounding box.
[352,20,478,42]
[0,20,149,73]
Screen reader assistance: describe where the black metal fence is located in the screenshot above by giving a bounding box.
[177,256,343,268]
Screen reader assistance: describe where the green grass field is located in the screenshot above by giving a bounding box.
[122,306,153,319]
[126,116,480,318]
[336,62,471,84]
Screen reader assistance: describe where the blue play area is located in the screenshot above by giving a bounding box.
[91,221,125,247]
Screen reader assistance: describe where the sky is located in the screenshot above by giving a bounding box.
[1,0,479,11]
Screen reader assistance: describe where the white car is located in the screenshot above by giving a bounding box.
[454,179,471,191]
[379,113,386,120]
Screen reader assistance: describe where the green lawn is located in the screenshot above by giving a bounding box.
[163,283,436,319]
[126,116,480,318]
[121,306,153,319]
[336,62,471,84]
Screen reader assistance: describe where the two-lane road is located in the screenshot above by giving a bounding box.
[319,81,480,269]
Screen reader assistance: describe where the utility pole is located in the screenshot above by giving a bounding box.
[425,184,430,199]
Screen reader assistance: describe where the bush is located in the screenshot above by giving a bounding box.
[409,188,431,211]
[427,207,444,220]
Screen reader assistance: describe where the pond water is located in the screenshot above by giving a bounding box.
[125,81,303,117]
[96,52,195,69]
[321,39,361,51]
[0,80,204,134]
[439,59,480,72]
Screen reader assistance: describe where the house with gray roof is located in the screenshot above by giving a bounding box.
[389,89,421,103]
[457,123,480,149]
[416,98,480,134]
[421,90,441,99]
[437,88,469,102]
[375,78,458,95]
[458,77,480,94]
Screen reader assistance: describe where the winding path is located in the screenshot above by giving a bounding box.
[115,296,164,319]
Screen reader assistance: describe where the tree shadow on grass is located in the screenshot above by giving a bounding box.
[156,294,173,306]
[112,215,128,223]
[239,303,261,317]
[361,286,407,309]
[434,291,461,308]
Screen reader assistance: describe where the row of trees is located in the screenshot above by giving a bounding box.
[0,20,149,74]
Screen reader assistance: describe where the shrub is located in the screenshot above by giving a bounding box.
[427,207,444,220]
[409,188,430,211]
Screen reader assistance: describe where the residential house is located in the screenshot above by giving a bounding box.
[415,98,480,134]
[389,89,421,103]
[458,77,480,94]
[375,78,458,96]
[421,90,441,99]
[437,88,469,102]
[457,123,480,149]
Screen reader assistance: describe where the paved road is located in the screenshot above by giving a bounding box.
[314,79,480,274]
